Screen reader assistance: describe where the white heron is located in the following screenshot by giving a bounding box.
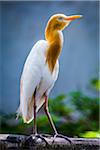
[17,13,82,142]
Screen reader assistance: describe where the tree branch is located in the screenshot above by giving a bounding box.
[0,134,99,150]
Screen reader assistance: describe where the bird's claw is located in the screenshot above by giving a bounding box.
[35,134,49,145]
[25,134,49,146]
[52,134,74,150]
[53,133,72,144]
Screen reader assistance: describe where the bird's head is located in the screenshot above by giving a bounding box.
[46,13,82,31]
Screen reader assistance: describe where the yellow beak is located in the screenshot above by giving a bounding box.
[65,15,83,21]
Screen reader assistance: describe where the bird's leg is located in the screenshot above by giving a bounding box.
[33,95,49,144]
[33,95,37,135]
[44,95,58,135]
[44,95,72,145]
[25,94,49,145]
[25,95,37,143]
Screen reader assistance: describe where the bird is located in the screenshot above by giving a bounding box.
[17,13,82,142]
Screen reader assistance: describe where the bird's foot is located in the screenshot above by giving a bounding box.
[52,133,74,149]
[35,134,49,145]
[25,134,49,146]
[53,133,72,144]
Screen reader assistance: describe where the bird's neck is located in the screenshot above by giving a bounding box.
[45,27,63,73]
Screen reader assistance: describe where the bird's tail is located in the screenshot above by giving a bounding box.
[16,106,21,120]
[16,96,45,124]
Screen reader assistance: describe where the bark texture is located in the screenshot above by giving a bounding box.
[0,134,99,150]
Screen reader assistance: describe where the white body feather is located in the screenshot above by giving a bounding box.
[18,40,59,123]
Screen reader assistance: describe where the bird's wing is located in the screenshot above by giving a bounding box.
[18,40,49,123]
[35,60,59,114]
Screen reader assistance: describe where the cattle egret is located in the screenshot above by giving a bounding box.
[17,13,82,143]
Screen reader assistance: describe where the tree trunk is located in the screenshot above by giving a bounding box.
[0,134,99,150]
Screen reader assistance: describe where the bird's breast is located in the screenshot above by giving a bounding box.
[36,61,59,99]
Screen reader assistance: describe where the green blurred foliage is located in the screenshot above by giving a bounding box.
[0,78,99,138]
[90,78,100,91]
[80,131,100,138]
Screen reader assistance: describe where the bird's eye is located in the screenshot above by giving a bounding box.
[57,17,63,21]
